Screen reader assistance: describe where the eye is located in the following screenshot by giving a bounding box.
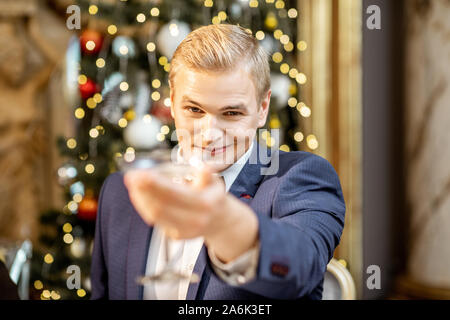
[185,106,204,114]
[223,111,242,116]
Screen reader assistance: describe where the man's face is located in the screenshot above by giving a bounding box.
[170,66,271,172]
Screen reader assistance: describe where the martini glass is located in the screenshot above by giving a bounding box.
[115,148,201,285]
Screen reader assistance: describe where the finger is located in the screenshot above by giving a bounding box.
[128,169,209,210]
[123,169,155,191]
[192,165,213,190]
[123,170,140,189]
[200,179,226,204]
[125,167,224,215]
[126,186,157,225]
[127,185,190,228]
[148,205,205,240]
[157,206,202,238]
[125,169,182,196]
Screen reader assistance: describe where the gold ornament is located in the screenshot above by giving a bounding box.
[264,11,278,30]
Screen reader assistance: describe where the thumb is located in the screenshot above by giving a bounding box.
[192,165,214,190]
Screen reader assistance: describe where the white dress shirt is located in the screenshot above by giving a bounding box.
[143,143,259,300]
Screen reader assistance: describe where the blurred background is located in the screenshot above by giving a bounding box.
[0,0,448,300]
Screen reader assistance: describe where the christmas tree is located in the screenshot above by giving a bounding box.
[31,0,311,300]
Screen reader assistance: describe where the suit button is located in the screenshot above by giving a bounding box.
[270,262,289,278]
[237,275,247,284]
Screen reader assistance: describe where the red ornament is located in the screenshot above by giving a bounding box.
[77,195,98,221]
[80,30,103,55]
[79,78,99,99]
[150,101,173,124]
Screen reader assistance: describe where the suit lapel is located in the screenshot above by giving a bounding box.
[126,211,152,300]
[185,245,208,300]
[228,141,267,201]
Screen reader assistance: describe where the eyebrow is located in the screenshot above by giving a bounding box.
[181,96,248,112]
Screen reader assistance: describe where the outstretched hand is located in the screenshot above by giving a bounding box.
[123,163,259,263]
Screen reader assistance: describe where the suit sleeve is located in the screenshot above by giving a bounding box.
[90,175,113,300]
[237,153,346,299]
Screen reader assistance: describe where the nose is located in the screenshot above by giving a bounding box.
[200,115,223,146]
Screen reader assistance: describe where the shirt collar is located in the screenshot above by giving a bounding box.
[219,142,254,192]
[176,142,255,192]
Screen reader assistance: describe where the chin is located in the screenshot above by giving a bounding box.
[205,161,233,173]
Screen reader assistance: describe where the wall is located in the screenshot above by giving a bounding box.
[402,0,450,296]
[362,0,405,299]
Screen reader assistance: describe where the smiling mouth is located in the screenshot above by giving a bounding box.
[209,146,228,156]
[194,145,229,157]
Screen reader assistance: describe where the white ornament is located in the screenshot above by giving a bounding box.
[260,35,278,55]
[70,238,86,258]
[156,20,191,59]
[102,72,124,96]
[230,3,242,19]
[100,72,132,124]
[83,277,91,292]
[70,181,84,197]
[57,163,77,186]
[119,93,134,109]
[63,36,81,106]
[112,36,136,58]
[123,116,162,150]
[270,73,291,109]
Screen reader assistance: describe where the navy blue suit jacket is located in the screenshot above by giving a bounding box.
[90,143,346,300]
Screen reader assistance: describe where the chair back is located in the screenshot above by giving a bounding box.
[322,258,356,300]
[0,239,32,300]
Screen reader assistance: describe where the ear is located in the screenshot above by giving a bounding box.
[257,89,271,128]
[169,84,175,119]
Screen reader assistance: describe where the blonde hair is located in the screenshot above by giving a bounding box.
[169,24,270,104]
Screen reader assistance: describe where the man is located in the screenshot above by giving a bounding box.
[91,24,345,300]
